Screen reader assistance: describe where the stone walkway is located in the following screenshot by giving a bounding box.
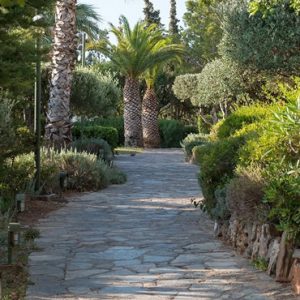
[26,150,298,300]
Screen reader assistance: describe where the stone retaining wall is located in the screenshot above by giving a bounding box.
[214,218,300,294]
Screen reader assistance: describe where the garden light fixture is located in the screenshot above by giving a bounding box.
[7,223,21,264]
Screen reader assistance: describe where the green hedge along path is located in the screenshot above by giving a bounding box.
[26,150,295,299]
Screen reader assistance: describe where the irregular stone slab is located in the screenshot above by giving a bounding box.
[171,254,203,267]
[26,150,297,300]
[65,269,108,280]
[144,255,173,263]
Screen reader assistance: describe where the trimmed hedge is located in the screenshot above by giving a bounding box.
[73,125,118,150]
[74,118,197,148]
[181,133,208,161]
[159,119,197,148]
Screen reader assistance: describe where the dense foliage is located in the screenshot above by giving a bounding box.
[219,0,300,74]
[71,67,120,118]
[192,84,300,239]
[73,124,119,150]
[183,0,223,68]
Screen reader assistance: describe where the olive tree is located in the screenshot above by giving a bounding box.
[219,0,300,75]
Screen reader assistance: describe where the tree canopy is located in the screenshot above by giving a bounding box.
[94,16,183,79]
[143,0,162,28]
[219,0,300,75]
[182,0,223,68]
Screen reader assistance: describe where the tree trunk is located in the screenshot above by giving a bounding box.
[45,0,77,149]
[123,77,143,147]
[142,87,160,148]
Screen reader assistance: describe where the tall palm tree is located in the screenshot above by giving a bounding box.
[142,42,183,148]
[94,16,183,147]
[45,0,77,148]
[142,67,161,148]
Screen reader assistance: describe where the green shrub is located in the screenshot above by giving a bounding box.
[159,119,195,148]
[226,166,267,222]
[235,102,300,238]
[159,119,185,148]
[4,148,126,194]
[71,67,120,117]
[264,162,300,239]
[259,103,299,238]
[90,117,124,146]
[58,150,110,191]
[181,133,208,161]
[73,125,118,150]
[197,115,212,134]
[183,125,198,136]
[71,138,113,164]
[211,186,231,221]
[106,167,127,184]
[194,136,244,215]
[190,59,244,107]
[211,105,272,139]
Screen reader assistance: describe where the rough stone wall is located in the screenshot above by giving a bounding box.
[214,218,300,294]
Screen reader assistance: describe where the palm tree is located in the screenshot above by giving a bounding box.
[142,67,161,148]
[45,0,77,149]
[76,3,102,40]
[94,16,183,147]
[142,42,183,148]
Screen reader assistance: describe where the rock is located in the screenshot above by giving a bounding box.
[290,258,300,295]
[220,222,229,240]
[236,222,248,254]
[229,219,239,247]
[267,238,280,275]
[250,223,258,243]
[244,222,255,258]
[251,225,262,260]
[214,221,220,237]
[258,224,272,258]
[275,231,294,282]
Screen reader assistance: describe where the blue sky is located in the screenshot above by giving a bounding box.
[78,0,187,30]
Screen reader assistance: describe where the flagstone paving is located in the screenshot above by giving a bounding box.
[26,149,298,299]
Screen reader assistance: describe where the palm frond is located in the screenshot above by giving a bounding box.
[76,3,102,40]
[96,16,184,78]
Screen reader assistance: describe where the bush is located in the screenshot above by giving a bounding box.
[194,136,244,215]
[211,105,272,139]
[181,133,208,161]
[87,116,125,146]
[159,119,195,148]
[219,0,300,75]
[106,167,127,184]
[226,166,267,222]
[172,73,200,102]
[191,59,244,107]
[3,148,126,194]
[211,186,231,221]
[58,150,110,191]
[72,125,119,150]
[264,162,300,239]
[71,67,120,117]
[71,138,113,164]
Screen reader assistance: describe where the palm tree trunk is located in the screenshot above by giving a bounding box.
[123,77,143,147]
[45,0,77,149]
[142,87,160,148]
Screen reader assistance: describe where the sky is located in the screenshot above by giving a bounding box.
[78,0,187,30]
